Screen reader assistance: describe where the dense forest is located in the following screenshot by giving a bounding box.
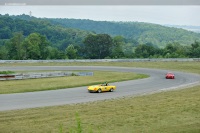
[0,14,200,60]
[47,18,200,48]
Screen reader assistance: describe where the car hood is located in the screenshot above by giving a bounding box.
[88,85,100,88]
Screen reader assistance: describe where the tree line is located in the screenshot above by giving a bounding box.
[0,32,199,60]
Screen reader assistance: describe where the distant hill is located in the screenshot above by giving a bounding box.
[47,18,200,48]
[165,25,200,33]
[1,14,200,48]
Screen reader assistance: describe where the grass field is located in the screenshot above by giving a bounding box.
[0,61,200,133]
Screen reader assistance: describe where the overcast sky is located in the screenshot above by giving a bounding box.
[0,5,200,26]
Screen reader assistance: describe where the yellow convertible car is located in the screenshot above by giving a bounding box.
[88,83,116,93]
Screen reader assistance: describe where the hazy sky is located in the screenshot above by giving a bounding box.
[0,5,200,26]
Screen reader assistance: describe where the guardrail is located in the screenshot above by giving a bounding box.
[0,72,94,81]
[0,58,200,63]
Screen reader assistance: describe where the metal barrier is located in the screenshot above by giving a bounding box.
[0,58,200,63]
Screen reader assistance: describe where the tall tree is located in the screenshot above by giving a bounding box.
[83,34,113,59]
[38,34,50,59]
[66,44,77,59]
[111,36,125,58]
[6,32,24,59]
[0,45,9,59]
[47,46,60,59]
[135,44,157,58]
[23,33,41,59]
[189,41,200,58]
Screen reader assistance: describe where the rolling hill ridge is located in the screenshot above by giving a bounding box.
[3,14,200,48]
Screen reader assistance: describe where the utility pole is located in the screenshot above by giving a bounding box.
[29,11,32,17]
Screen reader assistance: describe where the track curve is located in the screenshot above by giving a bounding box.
[0,66,200,111]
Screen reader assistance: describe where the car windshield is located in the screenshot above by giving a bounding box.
[101,83,108,86]
[167,73,173,75]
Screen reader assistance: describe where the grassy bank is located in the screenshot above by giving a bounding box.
[0,71,148,94]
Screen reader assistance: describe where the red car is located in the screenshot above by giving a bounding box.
[165,72,175,79]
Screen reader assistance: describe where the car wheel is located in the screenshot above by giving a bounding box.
[110,88,114,92]
[97,89,102,93]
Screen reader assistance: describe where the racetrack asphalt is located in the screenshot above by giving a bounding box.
[0,66,200,111]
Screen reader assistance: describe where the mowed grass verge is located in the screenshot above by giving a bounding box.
[0,85,199,133]
[0,71,148,94]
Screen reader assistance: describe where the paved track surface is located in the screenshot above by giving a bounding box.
[0,66,200,111]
